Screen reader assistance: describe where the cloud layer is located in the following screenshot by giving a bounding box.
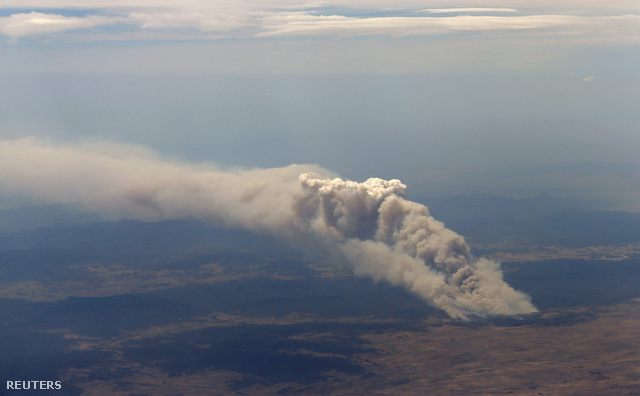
[0,1,638,44]
[0,138,537,319]
[258,14,585,37]
[0,12,123,38]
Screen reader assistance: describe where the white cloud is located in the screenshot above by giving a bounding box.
[0,1,638,44]
[128,12,247,32]
[0,12,122,38]
[258,14,583,37]
[418,8,519,14]
[0,1,638,73]
[0,0,639,14]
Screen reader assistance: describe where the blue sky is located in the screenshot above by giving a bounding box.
[1,1,639,209]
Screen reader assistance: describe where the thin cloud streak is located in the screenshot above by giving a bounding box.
[258,14,584,38]
[0,12,123,38]
[128,12,247,32]
[418,8,519,14]
[3,12,637,42]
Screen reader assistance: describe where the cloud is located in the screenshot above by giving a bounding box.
[258,14,583,38]
[0,137,537,319]
[0,2,637,45]
[128,12,247,32]
[0,12,122,38]
[418,8,519,14]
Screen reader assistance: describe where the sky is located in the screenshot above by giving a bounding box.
[0,1,639,210]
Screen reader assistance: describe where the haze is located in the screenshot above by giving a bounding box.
[0,0,638,211]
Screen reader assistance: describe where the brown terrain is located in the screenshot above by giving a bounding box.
[1,233,639,395]
[63,299,640,396]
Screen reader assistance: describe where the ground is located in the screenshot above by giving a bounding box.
[0,219,639,395]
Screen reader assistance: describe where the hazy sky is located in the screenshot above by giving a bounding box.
[1,1,639,209]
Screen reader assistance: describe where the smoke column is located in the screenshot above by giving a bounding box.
[0,138,537,319]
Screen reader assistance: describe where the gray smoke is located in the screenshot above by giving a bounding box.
[0,138,537,319]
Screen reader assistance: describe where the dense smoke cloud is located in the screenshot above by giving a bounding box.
[294,175,536,318]
[0,138,536,319]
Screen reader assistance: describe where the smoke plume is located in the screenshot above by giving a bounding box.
[0,138,536,319]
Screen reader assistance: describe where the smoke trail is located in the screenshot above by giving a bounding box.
[294,176,536,318]
[0,138,536,319]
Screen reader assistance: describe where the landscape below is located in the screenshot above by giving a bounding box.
[0,195,639,395]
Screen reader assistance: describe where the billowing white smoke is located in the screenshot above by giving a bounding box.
[294,176,536,318]
[0,138,536,319]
